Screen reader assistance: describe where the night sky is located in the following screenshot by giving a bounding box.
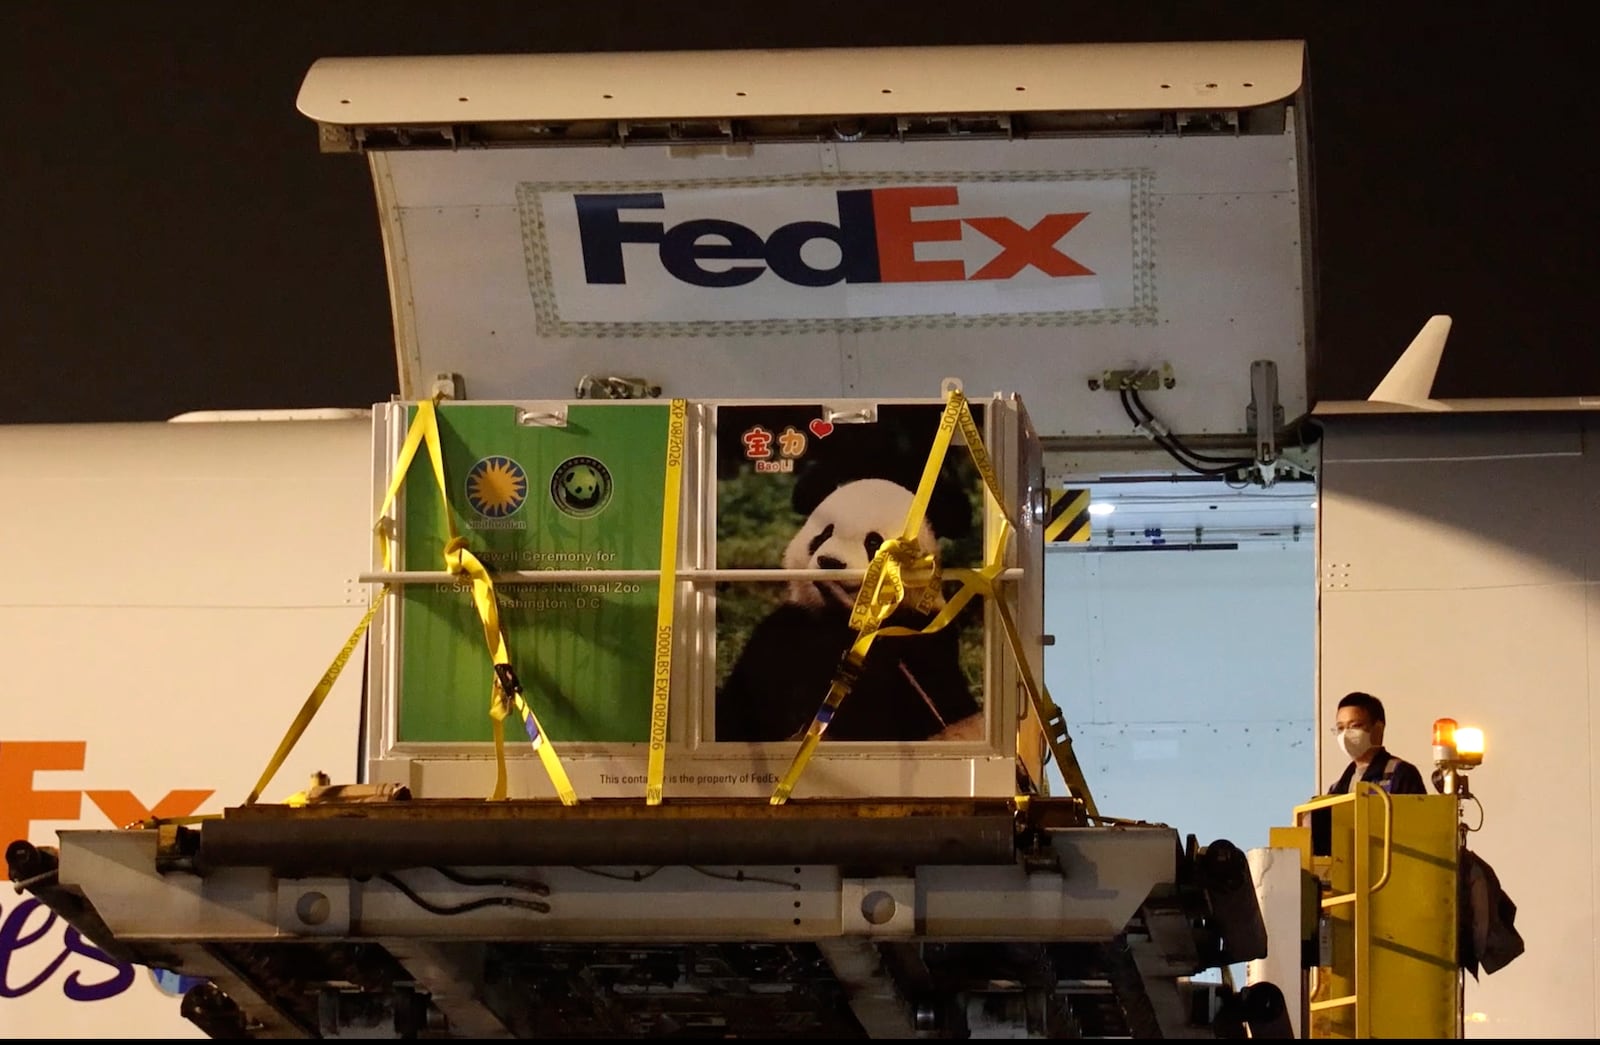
[1,2,1585,423]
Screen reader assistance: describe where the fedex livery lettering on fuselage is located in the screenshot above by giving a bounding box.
[0,741,212,1007]
[522,175,1149,327]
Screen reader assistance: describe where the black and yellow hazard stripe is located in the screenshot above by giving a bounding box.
[1044,488,1092,543]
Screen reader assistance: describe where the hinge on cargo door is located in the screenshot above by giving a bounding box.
[1246,360,1284,466]
[1242,360,1322,488]
[430,372,465,400]
[1084,360,1315,489]
[574,374,662,400]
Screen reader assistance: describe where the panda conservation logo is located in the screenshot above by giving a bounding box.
[550,456,613,518]
[466,455,529,520]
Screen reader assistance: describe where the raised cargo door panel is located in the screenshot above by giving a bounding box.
[299,42,1312,441]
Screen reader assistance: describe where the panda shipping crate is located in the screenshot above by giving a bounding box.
[364,392,1047,801]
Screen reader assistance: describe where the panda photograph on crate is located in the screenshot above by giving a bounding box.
[714,401,987,743]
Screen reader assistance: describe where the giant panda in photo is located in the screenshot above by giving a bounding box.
[716,446,985,744]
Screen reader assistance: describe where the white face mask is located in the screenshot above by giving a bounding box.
[1338,727,1373,760]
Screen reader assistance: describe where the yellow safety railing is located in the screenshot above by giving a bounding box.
[1293,783,1394,1039]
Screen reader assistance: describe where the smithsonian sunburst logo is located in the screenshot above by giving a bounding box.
[466,455,529,528]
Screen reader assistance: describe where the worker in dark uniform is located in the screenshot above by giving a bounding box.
[1327,691,1427,795]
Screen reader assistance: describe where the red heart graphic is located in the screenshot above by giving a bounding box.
[808,418,834,438]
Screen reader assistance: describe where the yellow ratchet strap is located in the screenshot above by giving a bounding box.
[937,400,1100,815]
[769,393,962,804]
[645,399,689,804]
[239,393,460,808]
[445,538,578,806]
[395,401,574,803]
[249,397,577,810]
[950,399,1100,817]
[381,400,575,803]
[768,388,1099,815]
[991,587,1099,818]
[143,579,387,825]
[243,588,392,807]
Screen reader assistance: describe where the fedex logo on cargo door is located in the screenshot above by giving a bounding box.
[523,174,1148,328]
[575,186,1093,288]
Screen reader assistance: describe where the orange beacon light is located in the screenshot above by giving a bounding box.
[1432,717,1459,762]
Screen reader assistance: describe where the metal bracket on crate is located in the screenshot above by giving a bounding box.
[515,406,569,428]
[821,403,878,425]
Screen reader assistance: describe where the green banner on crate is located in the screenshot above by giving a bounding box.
[399,402,670,743]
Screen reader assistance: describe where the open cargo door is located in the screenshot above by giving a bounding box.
[297,40,1313,450]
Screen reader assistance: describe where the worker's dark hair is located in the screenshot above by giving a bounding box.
[1338,691,1386,724]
